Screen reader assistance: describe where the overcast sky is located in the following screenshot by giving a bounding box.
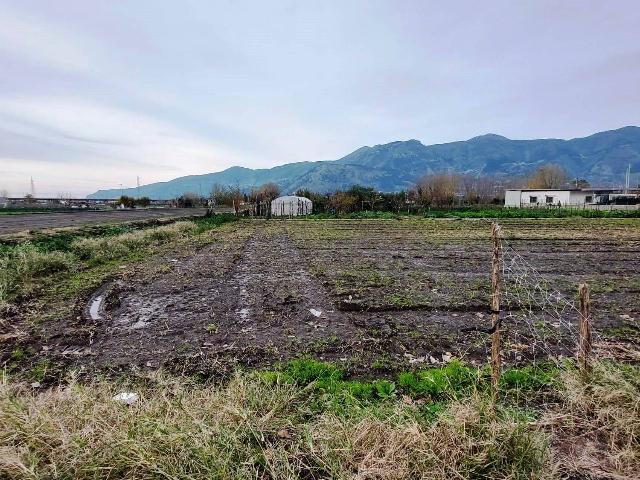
[1,0,639,197]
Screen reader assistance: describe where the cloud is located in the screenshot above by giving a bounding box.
[0,6,95,73]
[0,96,256,196]
[1,0,639,197]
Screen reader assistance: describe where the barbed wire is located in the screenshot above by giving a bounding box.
[485,221,599,364]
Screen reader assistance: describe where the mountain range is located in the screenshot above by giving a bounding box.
[88,126,640,199]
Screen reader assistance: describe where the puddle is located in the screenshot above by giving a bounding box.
[89,295,105,320]
[85,283,112,321]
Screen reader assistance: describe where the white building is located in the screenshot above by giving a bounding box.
[504,189,604,207]
[271,195,313,216]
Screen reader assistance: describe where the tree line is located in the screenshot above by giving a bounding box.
[176,163,584,214]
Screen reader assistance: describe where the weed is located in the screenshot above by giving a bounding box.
[205,323,218,333]
[602,325,639,338]
[397,361,480,400]
[544,361,640,477]
[71,221,196,263]
[371,358,389,370]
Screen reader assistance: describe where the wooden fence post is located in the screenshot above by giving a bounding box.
[490,222,502,404]
[578,283,592,374]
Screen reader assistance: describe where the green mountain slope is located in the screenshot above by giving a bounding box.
[88,126,640,199]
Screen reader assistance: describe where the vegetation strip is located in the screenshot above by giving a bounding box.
[0,359,637,479]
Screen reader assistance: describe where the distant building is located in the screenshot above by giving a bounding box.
[271,195,313,216]
[504,188,639,207]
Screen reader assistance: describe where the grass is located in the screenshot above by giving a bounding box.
[0,244,76,309]
[0,214,238,308]
[2,359,636,479]
[303,207,640,219]
[424,206,640,219]
[0,363,550,479]
[71,221,197,263]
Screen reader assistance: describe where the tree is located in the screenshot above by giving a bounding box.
[136,197,151,208]
[295,188,329,214]
[117,195,136,208]
[230,186,243,214]
[574,178,590,188]
[415,172,459,207]
[346,185,380,211]
[329,191,358,213]
[210,184,232,206]
[380,191,407,212]
[257,182,280,202]
[527,164,569,189]
[176,193,202,208]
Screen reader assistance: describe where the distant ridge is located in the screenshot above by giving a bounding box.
[88,126,640,199]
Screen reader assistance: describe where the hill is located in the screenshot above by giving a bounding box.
[88,126,640,199]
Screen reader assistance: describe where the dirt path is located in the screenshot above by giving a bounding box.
[0,208,207,236]
[86,222,357,372]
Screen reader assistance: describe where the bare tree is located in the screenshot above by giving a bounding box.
[230,186,243,215]
[415,172,459,207]
[209,184,227,206]
[527,164,569,189]
[257,182,280,202]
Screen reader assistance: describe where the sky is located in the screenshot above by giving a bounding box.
[1,0,639,197]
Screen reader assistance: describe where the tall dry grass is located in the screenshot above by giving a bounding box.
[71,221,196,263]
[1,221,197,308]
[0,371,549,480]
[0,244,76,307]
[543,362,640,478]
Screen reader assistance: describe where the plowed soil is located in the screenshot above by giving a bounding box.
[3,218,639,378]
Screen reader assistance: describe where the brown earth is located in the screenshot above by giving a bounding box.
[0,208,208,236]
[2,218,639,380]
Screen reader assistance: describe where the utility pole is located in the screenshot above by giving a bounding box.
[625,164,631,193]
[137,176,141,199]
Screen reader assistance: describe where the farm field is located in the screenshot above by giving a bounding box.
[0,207,207,235]
[2,216,638,378]
[1,215,640,479]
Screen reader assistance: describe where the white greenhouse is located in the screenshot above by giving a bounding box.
[271,195,313,216]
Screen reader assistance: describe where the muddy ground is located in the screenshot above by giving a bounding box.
[2,218,639,379]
